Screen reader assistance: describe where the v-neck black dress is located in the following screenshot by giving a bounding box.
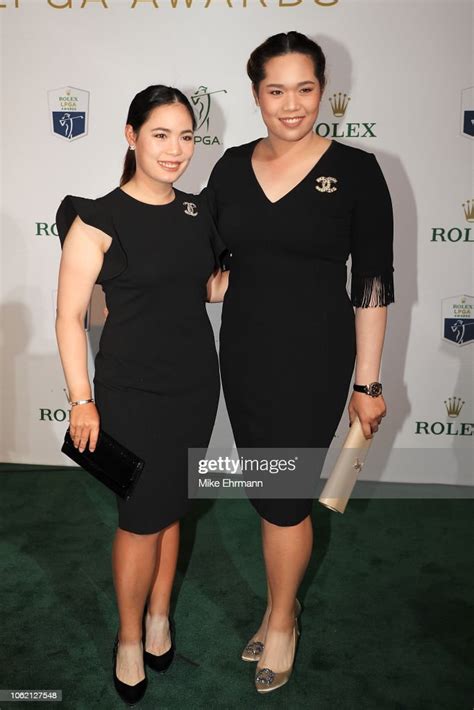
[56,187,226,534]
[205,139,395,526]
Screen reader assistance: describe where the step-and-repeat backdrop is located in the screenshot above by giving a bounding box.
[1,0,472,485]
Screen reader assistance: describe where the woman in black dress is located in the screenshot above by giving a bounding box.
[205,33,395,692]
[55,86,226,705]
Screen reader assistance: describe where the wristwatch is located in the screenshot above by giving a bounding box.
[353,382,383,397]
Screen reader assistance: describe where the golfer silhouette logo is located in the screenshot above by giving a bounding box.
[59,112,84,140]
[451,319,474,344]
[190,86,227,132]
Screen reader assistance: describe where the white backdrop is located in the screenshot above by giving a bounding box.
[1,0,473,485]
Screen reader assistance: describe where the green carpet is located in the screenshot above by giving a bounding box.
[0,466,472,710]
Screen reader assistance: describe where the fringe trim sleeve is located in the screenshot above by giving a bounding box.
[350,269,395,308]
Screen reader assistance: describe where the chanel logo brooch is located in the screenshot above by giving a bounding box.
[183,201,198,217]
[315,176,338,193]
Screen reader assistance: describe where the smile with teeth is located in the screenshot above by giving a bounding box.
[280,117,305,126]
[158,161,181,170]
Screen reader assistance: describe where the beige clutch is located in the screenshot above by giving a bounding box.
[318,415,372,513]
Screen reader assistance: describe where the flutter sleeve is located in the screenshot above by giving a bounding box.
[349,154,395,307]
[200,186,230,272]
[55,195,127,284]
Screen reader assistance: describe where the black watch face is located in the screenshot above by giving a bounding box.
[369,382,383,397]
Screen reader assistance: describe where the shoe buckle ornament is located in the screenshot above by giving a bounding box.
[256,667,276,685]
[245,641,264,656]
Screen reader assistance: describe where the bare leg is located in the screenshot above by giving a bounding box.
[257,515,313,672]
[246,581,272,645]
[145,520,180,655]
[112,527,161,684]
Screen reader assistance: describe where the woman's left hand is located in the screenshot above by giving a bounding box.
[348,392,386,439]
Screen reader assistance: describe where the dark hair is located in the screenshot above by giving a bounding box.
[247,31,326,93]
[120,85,196,186]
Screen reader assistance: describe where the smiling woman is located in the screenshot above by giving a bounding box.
[54,84,228,706]
[249,51,331,203]
[120,85,197,190]
[204,30,395,695]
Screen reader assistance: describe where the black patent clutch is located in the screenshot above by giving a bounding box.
[61,428,144,500]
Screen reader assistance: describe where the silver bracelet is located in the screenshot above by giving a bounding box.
[64,388,94,407]
[70,398,95,407]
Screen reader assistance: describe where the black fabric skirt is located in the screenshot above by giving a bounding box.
[219,277,356,527]
[94,378,219,534]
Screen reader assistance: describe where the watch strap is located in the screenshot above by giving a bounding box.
[353,382,383,397]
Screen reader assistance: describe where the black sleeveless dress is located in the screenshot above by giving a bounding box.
[56,188,227,534]
[205,139,395,526]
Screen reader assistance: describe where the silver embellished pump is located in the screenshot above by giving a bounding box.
[254,618,300,694]
[241,598,302,662]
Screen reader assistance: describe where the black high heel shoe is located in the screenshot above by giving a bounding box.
[113,633,148,707]
[143,616,175,673]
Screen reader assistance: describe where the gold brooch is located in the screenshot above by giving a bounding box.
[315,176,338,193]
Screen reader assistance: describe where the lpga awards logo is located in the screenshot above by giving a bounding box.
[190,86,227,146]
[441,295,474,346]
[48,86,89,141]
[315,91,376,139]
[461,86,474,139]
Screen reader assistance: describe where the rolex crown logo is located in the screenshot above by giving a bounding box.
[329,92,351,118]
[462,199,474,222]
[444,396,465,418]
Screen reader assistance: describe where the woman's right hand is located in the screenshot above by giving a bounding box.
[70,402,100,453]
